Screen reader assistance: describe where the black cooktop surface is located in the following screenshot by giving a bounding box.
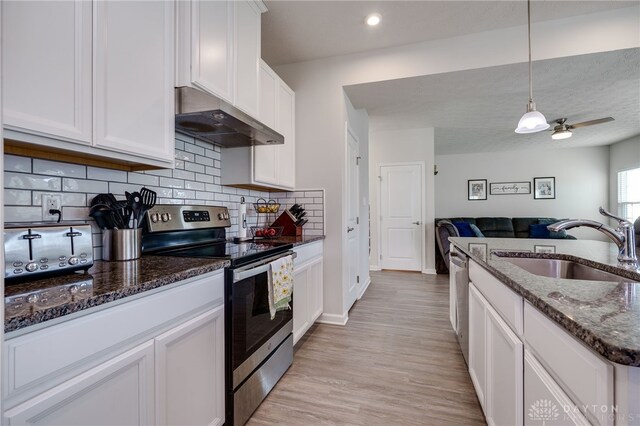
[157,240,293,267]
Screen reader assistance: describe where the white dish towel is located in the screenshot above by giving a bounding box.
[268,254,294,320]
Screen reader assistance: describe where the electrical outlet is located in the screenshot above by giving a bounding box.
[42,194,62,221]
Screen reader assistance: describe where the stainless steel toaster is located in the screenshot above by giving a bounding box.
[4,223,94,281]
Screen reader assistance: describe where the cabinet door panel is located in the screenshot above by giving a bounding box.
[486,304,523,426]
[155,306,225,426]
[469,283,487,413]
[2,0,92,143]
[525,350,590,426]
[191,0,234,103]
[259,60,277,129]
[276,82,295,189]
[293,267,310,345]
[94,0,174,162]
[308,258,324,323]
[5,341,154,425]
[234,1,261,118]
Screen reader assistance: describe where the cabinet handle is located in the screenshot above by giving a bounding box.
[412,221,421,225]
[347,227,354,232]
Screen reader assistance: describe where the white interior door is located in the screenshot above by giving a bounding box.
[379,163,423,271]
[346,128,359,311]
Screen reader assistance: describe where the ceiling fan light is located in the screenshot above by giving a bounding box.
[515,109,550,133]
[552,128,572,140]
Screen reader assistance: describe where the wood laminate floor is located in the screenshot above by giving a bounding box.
[247,270,486,425]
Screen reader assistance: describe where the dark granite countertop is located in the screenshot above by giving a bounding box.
[450,237,640,366]
[5,256,228,334]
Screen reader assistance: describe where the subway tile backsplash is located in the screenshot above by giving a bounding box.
[4,133,325,260]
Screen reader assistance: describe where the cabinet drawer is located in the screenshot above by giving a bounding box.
[524,302,613,425]
[4,270,224,408]
[469,260,523,335]
[294,241,323,266]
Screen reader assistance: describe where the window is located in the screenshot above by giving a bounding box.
[618,168,640,222]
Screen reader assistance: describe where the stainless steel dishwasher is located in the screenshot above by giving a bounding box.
[449,245,469,365]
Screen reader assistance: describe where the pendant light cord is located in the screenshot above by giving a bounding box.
[527,0,533,103]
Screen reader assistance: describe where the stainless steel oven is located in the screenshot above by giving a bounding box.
[141,205,295,426]
[227,251,295,426]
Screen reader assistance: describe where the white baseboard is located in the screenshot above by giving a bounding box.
[422,268,437,275]
[357,277,371,299]
[369,265,381,271]
[317,312,349,326]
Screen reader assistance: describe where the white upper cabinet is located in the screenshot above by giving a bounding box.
[94,0,175,163]
[233,1,262,118]
[2,1,93,144]
[176,0,234,103]
[176,0,265,120]
[276,81,296,189]
[252,60,296,190]
[2,0,175,168]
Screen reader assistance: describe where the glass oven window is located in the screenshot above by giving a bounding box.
[231,270,292,370]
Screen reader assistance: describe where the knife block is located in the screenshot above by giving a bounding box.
[271,210,303,237]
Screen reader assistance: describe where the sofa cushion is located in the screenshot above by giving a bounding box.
[469,224,485,238]
[475,217,515,238]
[452,221,475,237]
[529,223,551,239]
[513,218,548,238]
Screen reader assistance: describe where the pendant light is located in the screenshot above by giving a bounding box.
[515,0,549,134]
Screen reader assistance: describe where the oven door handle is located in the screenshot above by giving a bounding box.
[233,251,296,283]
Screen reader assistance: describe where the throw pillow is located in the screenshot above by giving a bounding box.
[452,221,475,237]
[469,224,485,238]
[529,223,551,239]
[537,218,568,239]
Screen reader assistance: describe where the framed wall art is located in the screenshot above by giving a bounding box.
[489,181,531,195]
[468,179,487,200]
[533,177,556,199]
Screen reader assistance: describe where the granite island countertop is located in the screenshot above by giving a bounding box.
[262,235,325,247]
[450,237,640,366]
[5,256,229,334]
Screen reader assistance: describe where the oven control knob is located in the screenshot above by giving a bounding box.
[161,213,170,222]
[218,213,224,220]
[25,262,38,272]
[150,213,159,223]
[68,256,79,266]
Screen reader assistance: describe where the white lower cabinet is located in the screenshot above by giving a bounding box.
[469,282,523,426]
[5,341,155,425]
[525,350,590,426]
[155,305,225,426]
[469,282,487,411]
[3,271,225,425]
[292,242,324,344]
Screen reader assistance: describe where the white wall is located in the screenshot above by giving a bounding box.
[369,127,436,273]
[275,6,638,321]
[609,135,640,217]
[435,146,610,240]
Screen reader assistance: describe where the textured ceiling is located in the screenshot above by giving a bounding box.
[261,0,637,66]
[344,48,640,155]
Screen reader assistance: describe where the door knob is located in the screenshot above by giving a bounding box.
[413,221,421,225]
[347,227,354,232]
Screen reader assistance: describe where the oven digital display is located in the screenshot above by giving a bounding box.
[183,211,211,222]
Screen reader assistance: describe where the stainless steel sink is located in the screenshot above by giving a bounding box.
[498,256,638,283]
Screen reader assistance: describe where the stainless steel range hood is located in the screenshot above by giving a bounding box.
[175,86,284,148]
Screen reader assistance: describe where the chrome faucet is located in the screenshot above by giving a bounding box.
[547,207,638,269]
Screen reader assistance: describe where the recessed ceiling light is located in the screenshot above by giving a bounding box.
[366,13,381,26]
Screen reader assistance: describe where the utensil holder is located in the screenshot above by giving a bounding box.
[102,228,142,261]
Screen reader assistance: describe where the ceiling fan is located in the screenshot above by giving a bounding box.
[548,117,615,140]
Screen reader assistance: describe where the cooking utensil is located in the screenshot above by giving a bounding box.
[89,204,115,230]
[138,187,157,228]
[130,191,143,229]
